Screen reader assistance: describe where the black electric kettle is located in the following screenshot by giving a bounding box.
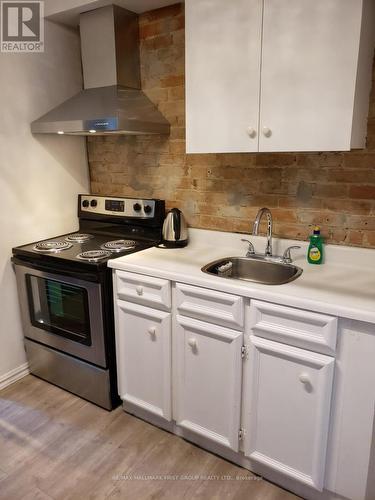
[159,208,188,248]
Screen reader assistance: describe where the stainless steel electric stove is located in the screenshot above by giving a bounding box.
[12,194,165,409]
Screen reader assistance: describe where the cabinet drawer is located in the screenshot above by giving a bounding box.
[175,283,244,330]
[249,300,337,355]
[115,270,171,311]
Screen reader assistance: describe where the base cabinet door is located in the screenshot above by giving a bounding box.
[244,336,334,491]
[116,300,172,420]
[175,315,243,451]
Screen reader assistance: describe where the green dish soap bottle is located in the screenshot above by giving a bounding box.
[308,226,324,264]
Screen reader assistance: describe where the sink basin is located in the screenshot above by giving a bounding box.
[201,256,303,285]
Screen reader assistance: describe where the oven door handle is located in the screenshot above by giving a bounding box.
[12,257,100,283]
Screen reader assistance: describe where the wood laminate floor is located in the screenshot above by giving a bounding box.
[0,376,300,500]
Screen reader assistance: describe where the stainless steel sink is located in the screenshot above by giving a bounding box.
[201,256,303,285]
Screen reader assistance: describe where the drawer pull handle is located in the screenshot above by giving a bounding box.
[188,337,197,349]
[136,286,144,296]
[148,327,156,337]
[299,372,310,385]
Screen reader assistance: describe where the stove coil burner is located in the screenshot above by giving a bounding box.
[76,250,111,262]
[101,239,137,253]
[33,241,73,253]
[65,233,94,243]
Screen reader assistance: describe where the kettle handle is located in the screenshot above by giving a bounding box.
[172,208,181,240]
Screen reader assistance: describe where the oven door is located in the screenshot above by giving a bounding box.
[14,264,107,368]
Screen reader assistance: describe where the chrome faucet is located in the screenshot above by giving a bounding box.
[253,208,273,257]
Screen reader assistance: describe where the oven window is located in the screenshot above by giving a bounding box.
[26,275,92,346]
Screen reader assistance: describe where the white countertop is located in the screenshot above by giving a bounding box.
[109,228,375,324]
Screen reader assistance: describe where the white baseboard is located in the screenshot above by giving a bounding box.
[0,363,29,391]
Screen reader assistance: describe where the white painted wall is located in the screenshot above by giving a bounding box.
[45,0,181,27]
[0,20,89,381]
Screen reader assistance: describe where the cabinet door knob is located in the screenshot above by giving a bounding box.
[187,337,197,349]
[299,372,310,384]
[136,286,143,296]
[262,126,272,138]
[148,326,156,337]
[247,127,257,138]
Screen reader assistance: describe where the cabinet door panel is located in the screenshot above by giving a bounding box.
[185,0,262,153]
[116,301,172,420]
[259,0,362,151]
[175,315,243,450]
[244,336,334,491]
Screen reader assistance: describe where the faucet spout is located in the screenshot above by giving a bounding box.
[252,208,273,257]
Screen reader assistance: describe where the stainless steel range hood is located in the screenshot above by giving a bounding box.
[31,5,170,136]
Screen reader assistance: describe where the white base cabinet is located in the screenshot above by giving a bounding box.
[113,273,375,500]
[116,300,172,421]
[243,336,335,491]
[175,314,243,451]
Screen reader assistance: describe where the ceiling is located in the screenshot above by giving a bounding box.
[45,0,183,27]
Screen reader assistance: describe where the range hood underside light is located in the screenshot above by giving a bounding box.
[52,130,165,136]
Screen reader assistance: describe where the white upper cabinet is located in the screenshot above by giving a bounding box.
[185,0,375,153]
[185,0,263,153]
[259,0,369,152]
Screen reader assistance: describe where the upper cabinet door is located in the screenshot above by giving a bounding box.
[259,0,363,152]
[185,0,263,153]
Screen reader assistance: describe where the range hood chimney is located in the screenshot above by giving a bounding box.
[31,5,170,136]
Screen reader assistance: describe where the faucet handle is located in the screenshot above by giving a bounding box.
[283,246,301,264]
[241,239,255,257]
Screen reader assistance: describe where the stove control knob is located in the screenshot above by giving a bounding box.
[133,203,142,212]
[82,200,89,208]
[90,199,97,208]
[144,205,152,214]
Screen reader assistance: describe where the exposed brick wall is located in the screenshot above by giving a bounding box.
[88,3,375,248]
